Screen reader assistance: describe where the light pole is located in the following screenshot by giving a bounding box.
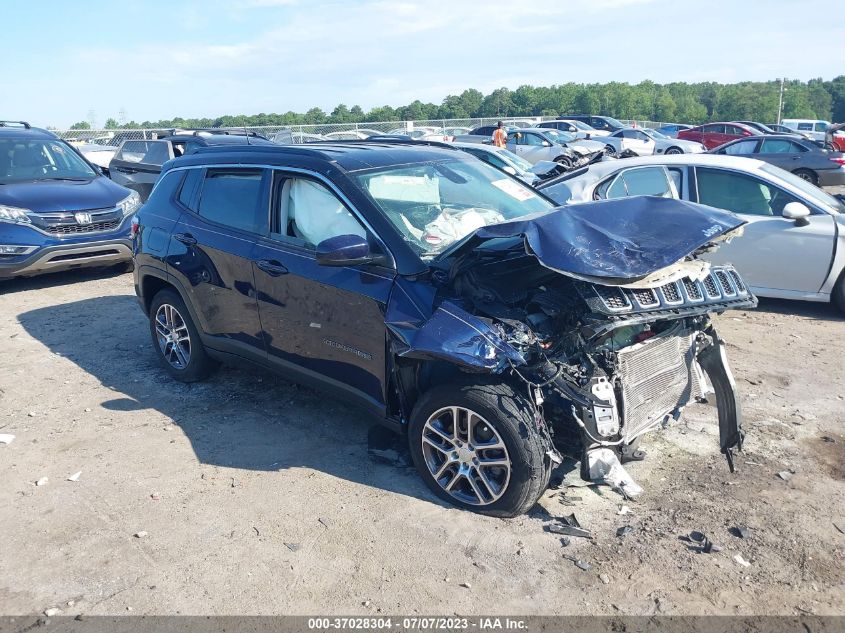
[776,78,786,124]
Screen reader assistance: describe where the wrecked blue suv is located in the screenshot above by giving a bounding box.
[0,121,139,279]
[133,140,756,516]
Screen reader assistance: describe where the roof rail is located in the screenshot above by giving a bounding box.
[307,138,460,151]
[0,120,32,129]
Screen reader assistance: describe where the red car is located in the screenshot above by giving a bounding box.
[677,122,756,149]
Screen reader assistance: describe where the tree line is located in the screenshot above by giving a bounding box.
[68,77,845,130]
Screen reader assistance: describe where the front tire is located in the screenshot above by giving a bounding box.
[793,169,818,186]
[604,144,617,157]
[554,156,572,170]
[832,271,845,315]
[664,146,683,155]
[148,289,217,382]
[408,381,551,517]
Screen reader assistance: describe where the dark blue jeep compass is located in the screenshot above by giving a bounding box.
[133,140,756,516]
[0,121,139,279]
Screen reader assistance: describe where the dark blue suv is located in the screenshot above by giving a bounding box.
[0,121,140,279]
[133,140,755,516]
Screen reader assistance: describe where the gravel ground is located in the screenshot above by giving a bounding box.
[0,268,843,616]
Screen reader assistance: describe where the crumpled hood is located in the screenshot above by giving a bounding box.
[567,139,606,155]
[438,196,745,282]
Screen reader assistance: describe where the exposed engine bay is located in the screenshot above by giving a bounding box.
[446,250,757,492]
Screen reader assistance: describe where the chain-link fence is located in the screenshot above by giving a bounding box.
[53,116,669,146]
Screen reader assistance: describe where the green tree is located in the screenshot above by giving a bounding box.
[69,121,90,130]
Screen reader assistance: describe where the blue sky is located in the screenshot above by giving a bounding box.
[3,0,842,128]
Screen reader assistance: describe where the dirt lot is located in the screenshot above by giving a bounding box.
[0,268,843,616]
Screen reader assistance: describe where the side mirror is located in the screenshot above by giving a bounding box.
[316,234,377,267]
[782,202,811,226]
[543,141,552,147]
[502,166,518,176]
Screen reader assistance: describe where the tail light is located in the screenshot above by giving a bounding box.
[829,156,845,166]
[130,215,140,236]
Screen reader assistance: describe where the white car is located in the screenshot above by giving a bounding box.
[537,154,845,310]
[76,143,117,171]
[539,119,611,139]
[600,128,706,157]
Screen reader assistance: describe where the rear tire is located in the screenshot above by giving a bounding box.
[793,169,818,186]
[408,381,551,517]
[664,146,683,155]
[604,144,617,157]
[148,289,217,382]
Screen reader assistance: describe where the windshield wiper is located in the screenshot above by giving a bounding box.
[34,177,91,182]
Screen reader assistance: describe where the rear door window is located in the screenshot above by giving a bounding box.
[797,122,813,131]
[759,139,803,153]
[196,168,268,234]
[115,140,172,165]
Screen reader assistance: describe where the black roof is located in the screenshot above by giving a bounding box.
[0,122,57,139]
[180,140,463,172]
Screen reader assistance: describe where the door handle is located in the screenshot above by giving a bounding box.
[114,167,137,174]
[255,259,288,276]
[173,233,197,245]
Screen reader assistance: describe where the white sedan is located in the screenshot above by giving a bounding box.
[537,154,845,311]
[600,127,706,157]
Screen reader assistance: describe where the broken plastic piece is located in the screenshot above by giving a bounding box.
[0,434,14,445]
[733,525,751,539]
[586,448,644,498]
[546,513,592,539]
[67,471,81,482]
[733,554,751,567]
[575,560,592,571]
[616,526,634,538]
[777,471,793,481]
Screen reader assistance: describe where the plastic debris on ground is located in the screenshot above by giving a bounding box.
[777,471,793,481]
[545,513,592,539]
[616,525,635,538]
[587,448,644,498]
[733,554,752,567]
[35,477,48,486]
[0,434,14,445]
[617,505,632,516]
[67,471,81,482]
[732,525,751,539]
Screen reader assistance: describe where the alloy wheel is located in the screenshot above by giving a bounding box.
[154,303,192,370]
[420,406,511,506]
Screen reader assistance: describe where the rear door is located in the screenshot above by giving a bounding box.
[693,166,835,294]
[755,137,807,171]
[109,140,172,201]
[251,171,394,410]
[166,167,269,356]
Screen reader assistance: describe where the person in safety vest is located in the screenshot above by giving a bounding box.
[492,121,507,148]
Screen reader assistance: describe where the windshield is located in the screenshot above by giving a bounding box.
[603,116,625,129]
[353,158,555,257]
[0,139,96,184]
[760,163,844,213]
[540,129,577,144]
[644,129,668,139]
[570,121,594,131]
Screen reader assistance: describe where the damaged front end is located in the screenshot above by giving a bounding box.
[394,197,757,493]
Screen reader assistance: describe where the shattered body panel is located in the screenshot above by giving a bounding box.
[388,197,756,484]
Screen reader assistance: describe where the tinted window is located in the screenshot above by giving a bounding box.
[721,139,758,155]
[814,122,828,132]
[725,125,745,135]
[759,139,802,153]
[797,122,813,131]
[116,140,171,165]
[703,124,726,134]
[178,168,203,208]
[197,169,267,234]
[696,168,800,217]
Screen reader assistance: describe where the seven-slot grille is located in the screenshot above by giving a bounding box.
[47,219,122,235]
[589,265,750,314]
